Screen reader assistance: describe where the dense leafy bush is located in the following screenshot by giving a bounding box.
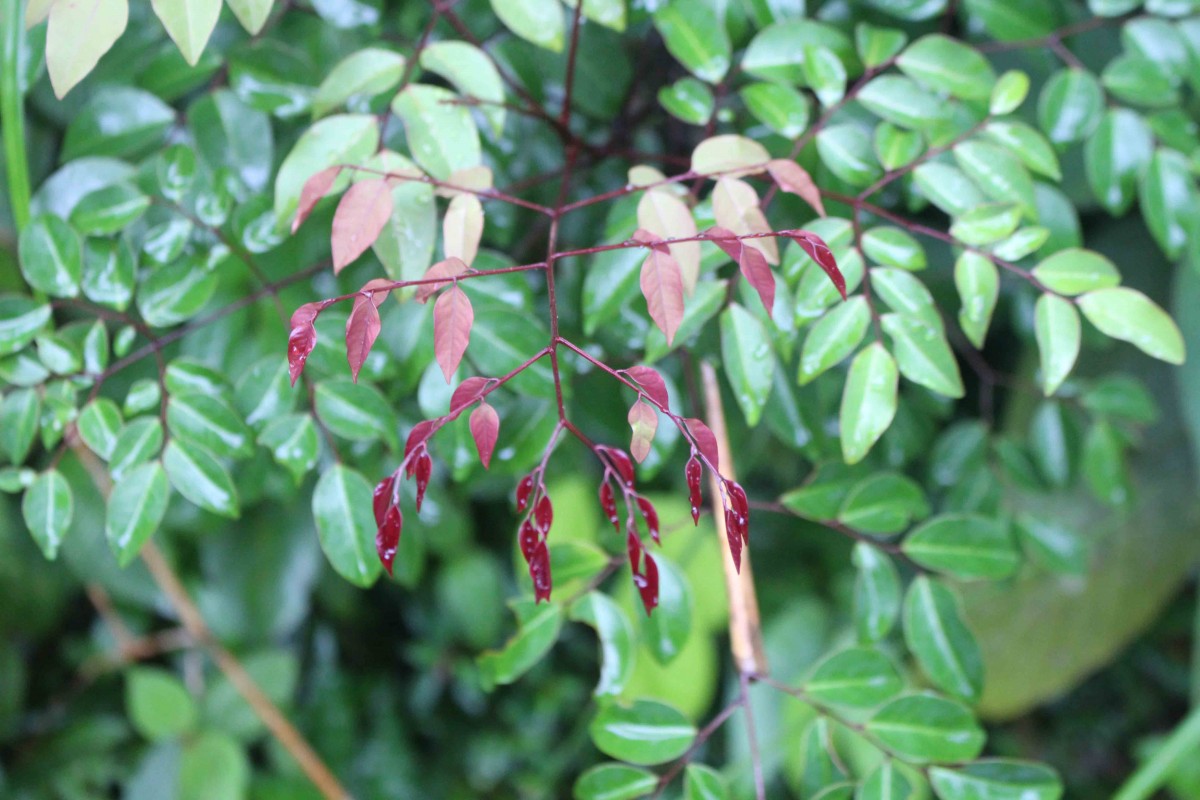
[3,0,1200,797]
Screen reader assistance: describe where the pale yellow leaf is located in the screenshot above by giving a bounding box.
[435,165,494,198]
[443,194,484,266]
[151,0,221,66]
[46,0,128,98]
[712,177,778,265]
[690,134,770,178]
[637,189,699,294]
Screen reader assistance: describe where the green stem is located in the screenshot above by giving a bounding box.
[1113,704,1200,800]
[1,0,32,232]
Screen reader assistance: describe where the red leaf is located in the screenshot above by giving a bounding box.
[433,285,473,382]
[450,376,491,416]
[344,295,381,383]
[359,277,394,307]
[707,225,775,316]
[376,505,402,575]
[414,257,469,303]
[534,495,553,534]
[331,178,394,273]
[601,446,635,488]
[515,473,535,512]
[599,480,619,532]
[519,519,539,563]
[632,227,670,250]
[624,365,670,409]
[292,165,342,234]
[373,475,395,528]
[725,510,743,572]
[639,246,685,345]
[626,530,642,574]
[288,322,316,387]
[469,402,499,469]
[727,481,749,545]
[627,399,658,464]
[782,230,846,300]
[637,497,660,544]
[766,159,826,217]
[634,553,659,616]
[414,451,432,513]
[685,456,703,525]
[684,418,721,469]
[530,542,552,603]
[405,420,436,459]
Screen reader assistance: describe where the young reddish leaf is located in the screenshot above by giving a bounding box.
[530,541,552,603]
[634,553,660,616]
[360,277,394,307]
[599,480,619,532]
[519,519,539,563]
[450,376,491,416]
[535,495,553,534]
[727,481,749,545]
[469,402,499,469]
[414,257,469,303]
[684,418,721,469]
[707,225,775,315]
[626,529,643,573]
[782,230,846,300]
[639,245,685,345]
[405,420,436,459]
[625,365,670,409]
[766,159,826,217]
[345,295,381,383]
[287,301,322,387]
[601,447,636,487]
[516,473,535,512]
[376,505,402,575]
[628,399,658,464]
[433,285,474,382]
[373,474,395,528]
[632,227,670,249]
[331,178,394,273]
[292,165,342,234]
[637,496,660,544]
[414,450,432,512]
[685,456,703,524]
[712,177,779,265]
[725,509,743,572]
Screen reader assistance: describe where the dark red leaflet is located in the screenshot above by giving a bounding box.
[449,376,491,416]
[529,542,552,602]
[373,475,395,528]
[534,495,553,534]
[414,451,432,512]
[599,481,619,532]
[637,497,659,544]
[624,365,670,409]
[782,229,846,300]
[376,505,402,575]
[685,456,703,525]
[685,418,720,469]
[515,474,535,512]
[634,553,659,616]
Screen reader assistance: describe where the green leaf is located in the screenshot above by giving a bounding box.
[38,335,81,375]
[854,543,901,643]
[226,0,273,32]
[1085,109,1153,216]
[684,765,730,800]
[550,540,611,595]
[19,215,83,298]
[720,304,774,427]
[838,472,929,535]
[1038,69,1104,144]
[167,393,253,460]
[573,764,658,800]
[902,578,984,700]
[982,121,1061,181]
[22,469,73,560]
[740,82,809,138]
[803,44,847,106]
[1034,294,1081,395]
[913,163,987,217]
[234,357,296,429]
[1102,54,1179,107]
[874,123,925,171]
[106,462,169,566]
[859,76,948,131]
[490,0,564,52]
[203,651,298,741]
[743,19,855,85]
[570,592,636,697]
[804,646,903,707]
[882,314,965,399]
[863,227,926,271]
[954,252,999,349]
[858,760,913,800]
[992,226,1050,262]
[273,114,379,224]
[989,70,1030,115]
[1082,421,1131,507]
[179,731,248,800]
[257,414,319,484]
[77,398,123,460]
[659,78,715,126]
[391,84,482,180]
[589,699,696,765]
[163,439,239,518]
[929,760,1063,800]
[904,514,1019,580]
[896,34,995,100]
[69,184,151,236]
[137,256,218,328]
[479,600,564,687]
[0,296,50,357]
[963,0,1058,40]
[311,465,381,587]
[639,556,692,665]
[150,0,220,65]
[110,418,164,480]
[653,0,729,83]
[82,239,136,310]
[420,41,506,136]
[1015,513,1088,576]
[817,124,882,188]
[799,717,849,796]
[366,151,436,288]
[190,90,274,192]
[1032,249,1120,296]
[1,388,41,463]
[1081,374,1158,423]
[953,140,1036,219]
[949,204,1022,247]
[799,297,871,385]
[855,22,908,68]
[313,48,405,118]
[1077,287,1185,365]
[840,343,899,465]
[125,379,162,418]
[866,692,985,763]
[1140,148,1198,259]
[126,667,197,741]
[313,378,397,446]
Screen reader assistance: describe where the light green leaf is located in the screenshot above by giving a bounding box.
[929,760,1063,800]
[963,0,1058,40]
[311,465,381,587]
[983,121,1060,181]
[479,600,564,687]
[954,252,999,349]
[70,184,151,236]
[804,646,903,707]
[257,414,320,484]
[137,257,218,328]
[0,388,40,465]
[1034,294,1081,396]
[562,0,626,30]
[490,0,564,51]
[313,378,398,446]
[1077,287,1185,365]
[1032,249,1120,296]
[992,226,1050,261]
[226,0,274,33]
[653,0,729,83]
[949,204,1022,247]
[391,84,482,180]
[903,577,985,700]
[874,123,925,170]
[180,731,248,800]
[589,699,696,765]
[1140,148,1198,259]
[659,78,714,126]
[882,314,964,398]
[912,163,986,217]
[739,82,809,138]
[106,462,170,566]
[953,140,1036,219]
[570,592,636,696]
[1085,109,1153,217]
[1102,54,1179,107]
[110,418,164,481]
[858,761,913,800]
[420,41,505,135]
[573,764,658,800]
[22,469,73,560]
[313,48,405,118]
[1037,69,1104,144]
[904,514,1019,580]
[855,22,908,68]
[720,304,774,426]
[803,44,847,106]
[799,296,871,385]
[234,357,297,429]
[163,439,239,518]
[273,113,379,224]
[19,215,83,298]
[862,227,926,271]
[0,296,50,358]
[45,0,128,97]
[870,267,938,327]
[866,692,984,763]
[167,393,254,460]
[126,667,197,741]
[684,765,729,800]
[77,398,123,460]
[896,34,995,99]
[989,70,1029,115]
[743,19,855,85]
[151,0,221,65]
[817,124,882,188]
[840,343,899,465]
[854,543,901,643]
[838,472,929,534]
